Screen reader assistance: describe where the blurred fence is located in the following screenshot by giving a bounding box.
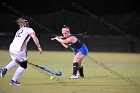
[0,34,140,53]
[0,11,140,52]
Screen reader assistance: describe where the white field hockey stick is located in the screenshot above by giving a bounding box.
[51,37,56,40]
[51,31,88,41]
[51,36,65,40]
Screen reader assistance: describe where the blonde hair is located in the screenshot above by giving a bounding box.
[16,17,29,27]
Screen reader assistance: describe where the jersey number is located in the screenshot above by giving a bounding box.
[16,30,23,37]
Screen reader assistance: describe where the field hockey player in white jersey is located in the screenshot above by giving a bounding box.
[0,17,42,86]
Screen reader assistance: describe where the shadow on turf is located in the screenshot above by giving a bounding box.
[23,76,140,86]
[23,82,139,87]
[23,81,78,86]
[87,76,140,79]
[23,75,140,86]
[86,56,138,86]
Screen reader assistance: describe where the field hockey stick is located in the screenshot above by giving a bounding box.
[51,37,56,40]
[51,31,89,41]
[51,36,66,40]
[75,31,88,36]
[28,62,62,76]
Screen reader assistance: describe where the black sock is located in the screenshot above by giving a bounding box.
[73,62,79,75]
[79,66,84,77]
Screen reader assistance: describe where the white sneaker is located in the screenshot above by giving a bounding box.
[77,73,84,78]
[9,80,21,86]
[69,75,80,79]
[0,68,7,78]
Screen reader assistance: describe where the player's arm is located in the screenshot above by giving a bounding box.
[30,33,42,54]
[52,36,69,48]
[61,43,69,48]
[55,36,73,44]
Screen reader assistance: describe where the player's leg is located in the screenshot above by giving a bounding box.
[70,52,85,79]
[78,44,88,78]
[0,51,19,78]
[0,60,18,78]
[77,53,85,78]
[10,61,27,86]
[78,66,84,77]
[78,59,85,78]
[9,51,27,86]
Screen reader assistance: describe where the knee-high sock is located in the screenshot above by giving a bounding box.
[73,62,79,75]
[12,66,25,81]
[79,66,84,77]
[5,60,18,71]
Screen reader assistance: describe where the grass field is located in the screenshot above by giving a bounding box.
[0,50,140,93]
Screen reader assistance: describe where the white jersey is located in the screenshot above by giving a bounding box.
[10,27,35,51]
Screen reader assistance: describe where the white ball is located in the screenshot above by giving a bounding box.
[50,76,54,80]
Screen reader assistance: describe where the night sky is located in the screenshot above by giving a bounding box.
[0,0,139,16]
[0,0,140,52]
[0,0,140,37]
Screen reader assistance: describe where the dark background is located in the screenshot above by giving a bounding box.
[1,0,139,16]
[0,0,140,52]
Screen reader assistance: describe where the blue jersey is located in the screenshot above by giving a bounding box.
[67,35,88,56]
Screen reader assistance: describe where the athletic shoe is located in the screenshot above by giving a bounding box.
[9,80,21,86]
[77,73,84,78]
[0,68,7,78]
[69,74,80,79]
